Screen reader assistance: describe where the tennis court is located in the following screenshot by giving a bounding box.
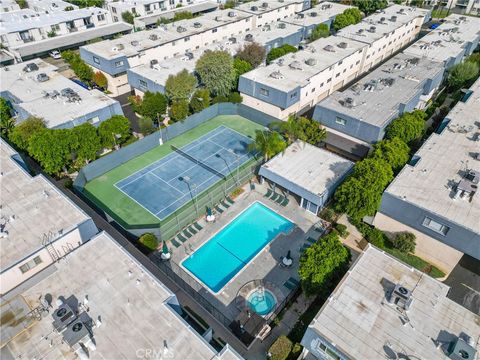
[115,126,255,220]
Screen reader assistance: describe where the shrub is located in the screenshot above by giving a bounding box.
[170,100,189,121]
[321,208,336,223]
[266,44,297,64]
[139,233,158,251]
[392,232,416,253]
[92,71,108,90]
[212,95,228,104]
[228,92,243,103]
[235,42,266,68]
[364,227,386,249]
[335,223,349,238]
[310,23,330,41]
[189,88,210,113]
[138,117,155,135]
[290,343,303,360]
[122,11,135,24]
[269,335,292,360]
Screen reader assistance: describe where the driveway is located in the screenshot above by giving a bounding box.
[114,93,140,132]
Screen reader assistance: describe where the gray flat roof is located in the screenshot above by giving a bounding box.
[1,231,243,359]
[0,140,90,270]
[282,2,352,28]
[317,53,444,127]
[10,22,132,57]
[82,9,252,59]
[302,245,480,360]
[336,5,429,44]
[384,77,480,234]
[259,140,353,202]
[404,14,480,64]
[0,59,120,128]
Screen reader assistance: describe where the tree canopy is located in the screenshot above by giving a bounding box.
[165,69,197,101]
[371,137,410,173]
[353,0,388,15]
[248,130,286,161]
[270,116,326,145]
[138,91,168,120]
[266,44,297,64]
[235,42,266,68]
[299,231,350,296]
[70,123,101,164]
[233,58,253,87]
[0,98,14,138]
[385,110,426,145]
[92,71,108,89]
[97,115,131,148]
[170,100,189,121]
[121,11,135,24]
[309,23,330,41]
[447,61,479,90]
[8,117,46,151]
[195,50,235,97]
[61,50,94,83]
[189,88,210,113]
[28,128,72,175]
[333,7,363,31]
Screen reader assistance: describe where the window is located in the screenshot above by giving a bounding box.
[327,78,331,83]
[93,56,100,64]
[335,117,346,125]
[114,60,124,67]
[290,92,297,98]
[97,14,105,21]
[139,79,147,88]
[113,16,118,22]
[356,60,360,65]
[51,24,60,31]
[19,256,42,274]
[112,7,117,13]
[335,72,340,78]
[259,88,269,96]
[422,217,449,235]
[184,36,190,42]
[212,28,217,33]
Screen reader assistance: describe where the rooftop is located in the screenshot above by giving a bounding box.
[0,59,120,128]
[1,231,243,360]
[302,245,480,360]
[259,140,354,198]
[0,7,109,34]
[336,4,429,44]
[240,36,366,92]
[0,140,90,271]
[317,53,444,127]
[235,0,300,15]
[384,77,480,234]
[404,14,480,64]
[27,0,79,12]
[283,1,352,28]
[82,9,252,59]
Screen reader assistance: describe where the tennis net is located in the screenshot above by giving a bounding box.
[171,145,226,179]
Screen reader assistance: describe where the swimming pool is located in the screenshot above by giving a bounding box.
[182,202,294,293]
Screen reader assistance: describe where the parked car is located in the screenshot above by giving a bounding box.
[429,23,440,30]
[50,50,62,59]
[36,73,50,82]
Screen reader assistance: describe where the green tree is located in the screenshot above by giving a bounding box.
[309,23,330,41]
[61,51,93,83]
[299,232,350,296]
[233,58,253,87]
[447,61,479,90]
[121,11,135,24]
[467,53,480,67]
[266,44,297,64]
[64,0,104,7]
[270,116,301,144]
[296,116,327,145]
[170,100,189,121]
[165,69,197,101]
[334,158,393,220]
[92,71,108,89]
[98,115,131,149]
[248,130,286,161]
[223,0,235,9]
[189,89,210,113]
[8,117,46,151]
[0,98,14,138]
[371,138,410,173]
[195,50,235,97]
[139,233,158,251]
[385,110,426,145]
[173,11,193,21]
[228,92,243,103]
[16,0,27,9]
[138,117,155,134]
[212,95,228,104]
[138,91,168,120]
[28,129,72,175]
[70,123,101,165]
[344,8,363,23]
[353,0,388,15]
[235,42,266,68]
[268,336,292,360]
[392,232,416,253]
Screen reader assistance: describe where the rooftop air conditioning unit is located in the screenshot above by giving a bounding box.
[289,61,302,70]
[305,58,316,66]
[149,34,158,41]
[261,2,268,8]
[323,44,335,52]
[150,59,158,68]
[380,17,386,22]
[344,97,355,107]
[37,73,49,82]
[388,284,413,311]
[338,42,348,49]
[228,37,237,43]
[390,15,397,22]
[62,318,91,348]
[369,26,376,33]
[251,6,258,11]
[228,11,236,17]
[23,63,39,72]
[270,71,284,79]
[310,12,317,17]
[185,52,194,60]
[278,22,286,29]
[131,40,139,46]
[245,33,253,41]
[193,22,202,28]
[177,26,186,32]
[52,303,76,332]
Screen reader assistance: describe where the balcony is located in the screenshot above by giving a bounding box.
[22,36,35,43]
[68,27,78,33]
[86,23,95,29]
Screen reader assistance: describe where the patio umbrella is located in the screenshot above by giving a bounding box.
[206,207,212,216]
[286,250,291,260]
[162,241,169,255]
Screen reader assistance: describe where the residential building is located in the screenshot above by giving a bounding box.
[312,53,444,159]
[403,14,480,69]
[0,6,132,61]
[234,0,309,28]
[80,0,311,95]
[0,0,20,12]
[0,231,243,359]
[374,78,480,269]
[0,59,123,129]
[300,245,480,360]
[258,140,353,215]
[27,0,79,12]
[427,0,480,15]
[0,140,98,295]
[239,5,429,119]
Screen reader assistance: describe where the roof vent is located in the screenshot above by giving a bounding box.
[245,33,253,41]
[323,44,335,52]
[297,13,305,19]
[368,26,376,33]
[270,71,284,79]
[130,40,139,46]
[149,34,158,41]
[388,284,412,311]
[193,22,202,28]
[289,61,302,70]
[310,11,317,17]
[338,42,348,49]
[398,8,405,13]
[448,335,476,360]
[390,15,397,22]
[150,59,158,68]
[357,28,364,34]
[261,2,268,8]
[251,5,258,11]
[112,43,124,51]
[277,22,286,29]
[228,11,237,17]
[379,16,386,22]
[305,58,316,66]
[228,36,237,44]
[36,73,49,82]
[177,26,186,33]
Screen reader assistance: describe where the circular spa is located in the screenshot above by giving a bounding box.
[247,287,277,316]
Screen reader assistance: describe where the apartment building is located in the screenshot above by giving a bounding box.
[0,140,98,295]
[0,0,20,12]
[238,5,429,119]
[374,78,480,270]
[27,0,79,12]
[0,59,123,129]
[404,14,480,69]
[0,230,244,359]
[235,0,309,28]
[300,245,479,360]
[427,0,480,15]
[312,53,444,159]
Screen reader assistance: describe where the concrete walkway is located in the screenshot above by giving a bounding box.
[337,214,366,253]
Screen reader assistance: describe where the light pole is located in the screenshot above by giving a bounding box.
[228,149,240,186]
[183,176,199,216]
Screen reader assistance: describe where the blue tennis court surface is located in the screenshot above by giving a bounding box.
[115,126,255,220]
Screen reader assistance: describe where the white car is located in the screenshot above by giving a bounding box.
[49,50,61,59]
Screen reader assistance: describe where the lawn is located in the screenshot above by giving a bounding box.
[83,115,264,228]
[431,9,449,18]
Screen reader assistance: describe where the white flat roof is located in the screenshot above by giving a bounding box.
[0,59,120,128]
[241,36,366,92]
[1,231,243,359]
[403,14,480,64]
[260,140,353,197]
[283,2,352,28]
[236,0,300,14]
[384,77,480,234]
[317,53,444,127]
[0,7,109,34]
[336,4,429,44]
[303,245,480,360]
[0,140,90,270]
[27,0,79,12]
[82,9,252,59]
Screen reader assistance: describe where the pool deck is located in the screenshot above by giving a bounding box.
[159,182,319,322]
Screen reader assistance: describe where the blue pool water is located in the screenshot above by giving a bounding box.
[248,289,277,315]
[182,202,294,293]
